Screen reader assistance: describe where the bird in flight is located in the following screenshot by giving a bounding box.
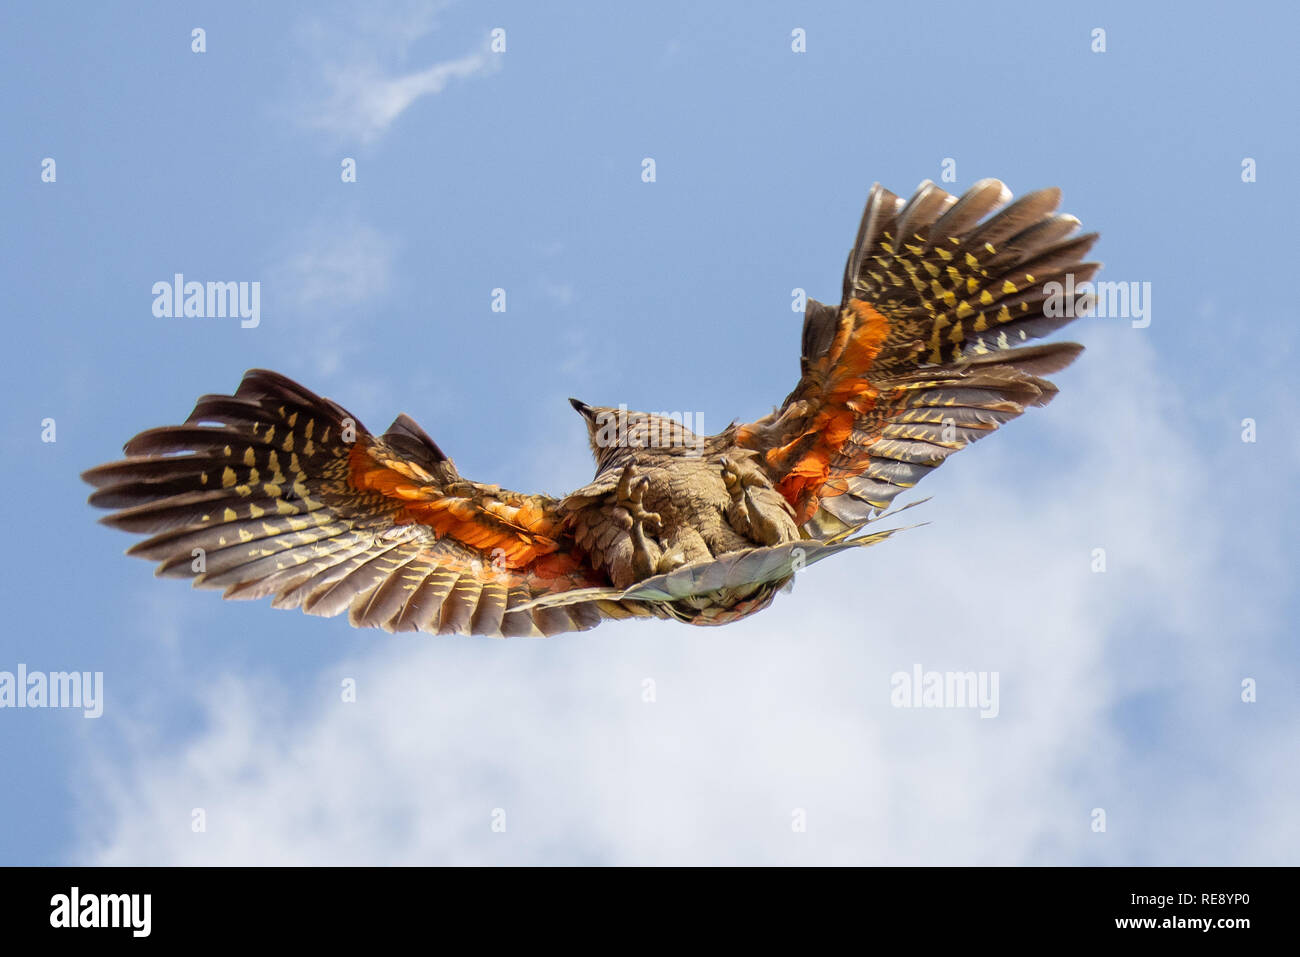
[84,179,1098,637]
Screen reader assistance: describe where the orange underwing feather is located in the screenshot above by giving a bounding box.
[741,178,1096,534]
[767,299,890,522]
[346,443,561,568]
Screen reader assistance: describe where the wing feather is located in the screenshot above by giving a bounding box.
[743,179,1098,531]
[83,369,645,637]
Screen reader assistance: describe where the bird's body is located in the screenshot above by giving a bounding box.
[84,178,1099,636]
[559,413,801,622]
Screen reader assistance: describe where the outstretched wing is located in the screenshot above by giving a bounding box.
[739,179,1099,535]
[83,369,651,636]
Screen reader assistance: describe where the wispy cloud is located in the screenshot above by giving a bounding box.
[539,280,576,309]
[265,221,395,378]
[308,53,495,143]
[292,1,498,143]
[79,333,1300,865]
[272,223,395,311]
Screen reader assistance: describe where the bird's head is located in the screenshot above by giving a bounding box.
[569,397,707,471]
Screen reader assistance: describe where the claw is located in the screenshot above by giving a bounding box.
[616,463,637,503]
[615,464,661,534]
[612,463,664,580]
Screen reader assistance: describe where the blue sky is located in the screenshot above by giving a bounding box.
[1,0,1296,865]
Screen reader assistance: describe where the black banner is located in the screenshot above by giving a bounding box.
[0,866,1277,942]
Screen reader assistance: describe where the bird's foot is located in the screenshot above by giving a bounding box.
[615,463,662,534]
[614,464,663,581]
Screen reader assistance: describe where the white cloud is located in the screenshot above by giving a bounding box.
[272,223,394,312]
[79,331,1300,865]
[265,222,395,379]
[292,2,498,143]
[540,280,576,309]
[308,53,495,143]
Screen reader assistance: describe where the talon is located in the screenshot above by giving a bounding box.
[720,464,739,492]
[614,466,661,533]
[616,463,637,502]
